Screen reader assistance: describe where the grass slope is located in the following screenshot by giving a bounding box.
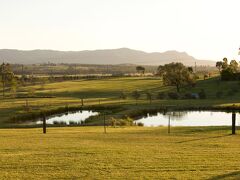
[0,126,240,179]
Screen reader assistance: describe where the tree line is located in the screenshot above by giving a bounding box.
[216,58,239,80]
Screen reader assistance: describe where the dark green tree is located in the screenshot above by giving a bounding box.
[119,91,127,100]
[222,57,228,70]
[229,60,238,73]
[216,61,223,73]
[157,62,196,92]
[136,66,145,75]
[0,63,14,98]
[145,91,152,104]
[132,90,141,105]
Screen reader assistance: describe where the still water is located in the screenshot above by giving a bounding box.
[135,111,240,127]
[36,110,98,125]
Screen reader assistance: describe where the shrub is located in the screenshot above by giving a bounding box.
[198,89,206,99]
[110,117,133,127]
[53,121,59,125]
[126,117,134,126]
[110,117,117,127]
[137,122,144,126]
[221,69,235,81]
[203,74,208,80]
[195,75,200,80]
[168,92,179,99]
[59,121,67,125]
[69,121,78,125]
[119,119,128,126]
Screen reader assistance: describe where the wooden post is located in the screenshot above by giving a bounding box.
[66,104,69,111]
[168,115,171,134]
[81,98,84,106]
[232,112,236,135]
[25,99,29,111]
[43,114,46,134]
[21,64,24,77]
[103,113,106,134]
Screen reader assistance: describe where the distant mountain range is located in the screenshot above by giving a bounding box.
[0,48,216,66]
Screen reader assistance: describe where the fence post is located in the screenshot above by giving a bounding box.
[43,114,46,134]
[168,115,171,134]
[103,113,106,134]
[81,98,84,106]
[232,112,236,135]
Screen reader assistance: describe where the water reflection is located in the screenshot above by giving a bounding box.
[135,111,240,127]
[36,110,98,125]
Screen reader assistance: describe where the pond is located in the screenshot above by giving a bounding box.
[135,111,240,127]
[36,110,98,125]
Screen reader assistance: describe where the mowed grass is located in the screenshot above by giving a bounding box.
[0,126,240,179]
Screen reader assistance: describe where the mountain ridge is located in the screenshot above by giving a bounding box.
[0,48,216,66]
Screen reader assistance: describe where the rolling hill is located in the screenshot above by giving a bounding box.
[0,48,215,66]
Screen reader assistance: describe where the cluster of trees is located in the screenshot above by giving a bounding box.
[216,58,239,80]
[119,88,207,105]
[0,63,49,98]
[122,63,199,103]
[12,64,156,76]
[119,90,150,104]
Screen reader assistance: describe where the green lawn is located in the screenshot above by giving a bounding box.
[0,126,239,179]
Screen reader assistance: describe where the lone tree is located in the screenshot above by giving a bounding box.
[145,91,152,104]
[157,62,196,92]
[136,66,145,75]
[0,63,14,98]
[119,91,127,100]
[132,90,141,105]
[222,57,228,70]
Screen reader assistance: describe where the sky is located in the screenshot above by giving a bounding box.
[0,0,240,61]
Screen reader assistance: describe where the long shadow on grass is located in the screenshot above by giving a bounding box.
[208,171,240,180]
[38,90,119,98]
[176,134,231,144]
[175,126,231,134]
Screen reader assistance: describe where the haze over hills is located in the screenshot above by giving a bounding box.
[0,48,216,66]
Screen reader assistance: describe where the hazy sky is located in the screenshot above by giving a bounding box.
[0,0,240,60]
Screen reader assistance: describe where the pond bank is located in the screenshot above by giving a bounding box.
[6,103,240,128]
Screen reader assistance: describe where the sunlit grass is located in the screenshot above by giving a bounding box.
[0,126,239,179]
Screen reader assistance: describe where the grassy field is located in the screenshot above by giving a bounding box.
[1,76,240,179]
[1,76,240,126]
[0,126,240,179]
